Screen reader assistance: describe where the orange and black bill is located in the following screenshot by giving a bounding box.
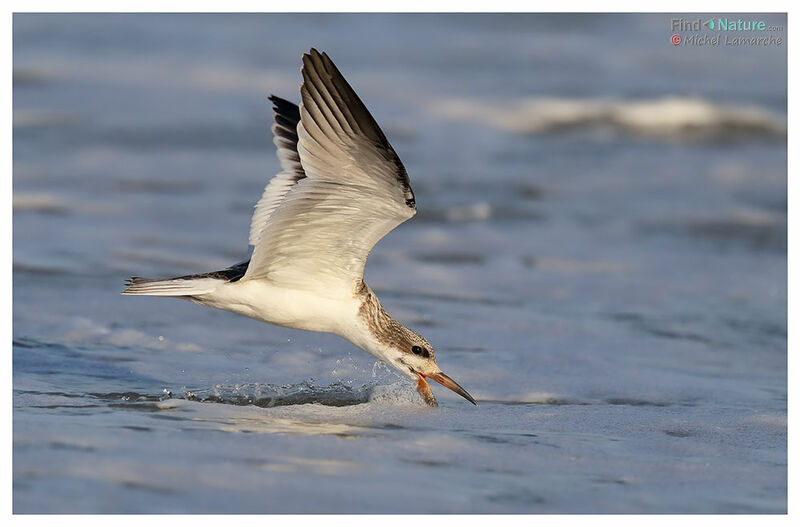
[426,372,477,405]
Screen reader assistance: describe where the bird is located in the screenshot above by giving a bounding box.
[122,48,476,407]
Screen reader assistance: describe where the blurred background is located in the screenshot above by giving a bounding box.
[13,13,786,513]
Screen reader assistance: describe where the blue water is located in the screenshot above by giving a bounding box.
[13,13,786,513]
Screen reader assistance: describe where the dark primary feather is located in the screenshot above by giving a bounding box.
[300,48,415,209]
[268,94,305,180]
[248,95,307,247]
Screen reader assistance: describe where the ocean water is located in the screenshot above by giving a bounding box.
[12,13,786,513]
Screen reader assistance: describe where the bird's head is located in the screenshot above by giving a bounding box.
[383,329,476,406]
[354,283,476,406]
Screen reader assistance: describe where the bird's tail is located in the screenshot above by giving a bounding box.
[122,261,248,297]
[121,276,222,297]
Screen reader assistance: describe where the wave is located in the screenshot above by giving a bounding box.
[434,96,786,141]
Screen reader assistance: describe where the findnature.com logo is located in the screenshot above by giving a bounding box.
[670,17,784,47]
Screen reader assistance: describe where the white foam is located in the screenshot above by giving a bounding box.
[434,96,786,140]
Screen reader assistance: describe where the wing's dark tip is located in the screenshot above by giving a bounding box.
[268,94,301,129]
[269,95,300,116]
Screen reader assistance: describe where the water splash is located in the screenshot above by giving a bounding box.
[83,377,432,410]
[182,380,377,408]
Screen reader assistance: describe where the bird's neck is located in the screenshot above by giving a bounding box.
[350,280,411,366]
[356,280,403,338]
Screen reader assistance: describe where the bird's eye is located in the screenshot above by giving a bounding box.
[412,345,423,355]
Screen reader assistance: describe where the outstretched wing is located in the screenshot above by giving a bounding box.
[242,48,416,296]
[248,95,306,247]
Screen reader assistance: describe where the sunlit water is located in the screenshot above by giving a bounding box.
[13,13,786,513]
